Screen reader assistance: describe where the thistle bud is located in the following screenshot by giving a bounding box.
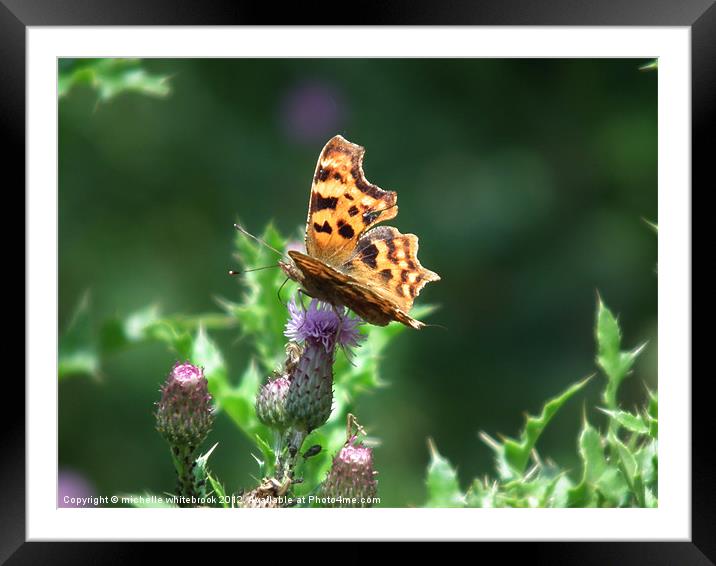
[283,299,364,433]
[156,362,215,449]
[256,375,292,431]
[320,440,378,508]
[285,341,334,432]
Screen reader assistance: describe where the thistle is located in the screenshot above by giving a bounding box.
[321,438,378,507]
[256,374,292,431]
[283,299,364,434]
[155,361,215,505]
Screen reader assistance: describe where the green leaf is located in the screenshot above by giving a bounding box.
[465,479,498,508]
[644,389,659,438]
[599,409,650,435]
[219,362,275,474]
[547,475,574,508]
[59,293,99,379]
[486,377,590,480]
[206,473,229,508]
[635,439,658,487]
[193,443,218,500]
[100,305,235,359]
[596,297,645,410]
[597,467,630,507]
[100,304,163,353]
[191,326,229,400]
[609,432,645,507]
[59,58,171,102]
[222,223,299,372]
[425,439,465,507]
[333,308,434,400]
[567,417,607,507]
[647,389,658,420]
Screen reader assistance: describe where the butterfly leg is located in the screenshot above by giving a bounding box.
[290,289,313,336]
[330,303,345,333]
[296,288,311,312]
[331,304,360,366]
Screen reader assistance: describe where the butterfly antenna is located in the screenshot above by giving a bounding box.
[234,224,284,257]
[228,265,280,276]
[421,322,448,331]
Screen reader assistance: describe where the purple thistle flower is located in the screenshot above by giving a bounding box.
[320,437,378,507]
[171,362,204,385]
[155,362,215,449]
[285,240,305,254]
[58,469,96,508]
[283,299,363,432]
[285,298,364,356]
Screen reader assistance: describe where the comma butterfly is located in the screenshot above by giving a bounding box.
[279,135,440,329]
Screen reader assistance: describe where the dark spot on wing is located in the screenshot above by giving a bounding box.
[348,205,360,217]
[380,269,392,282]
[313,221,332,234]
[338,223,355,240]
[333,172,344,182]
[345,193,354,201]
[385,238,397,263]
[312,193,338,211]
[358,243,379,269]
[315,167,330,182]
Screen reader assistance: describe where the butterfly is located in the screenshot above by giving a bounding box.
[278,135,440,329]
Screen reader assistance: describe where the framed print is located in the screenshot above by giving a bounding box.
[6,0,708,561]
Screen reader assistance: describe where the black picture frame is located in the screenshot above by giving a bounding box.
[6,0,705,561]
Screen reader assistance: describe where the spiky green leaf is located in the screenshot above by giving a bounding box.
[425,440,465,507]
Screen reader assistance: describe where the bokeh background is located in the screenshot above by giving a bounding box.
[59,58,657,507]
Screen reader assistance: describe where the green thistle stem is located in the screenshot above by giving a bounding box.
[276,428,307,482]
[273,430,284,475]
[171,445,199,507]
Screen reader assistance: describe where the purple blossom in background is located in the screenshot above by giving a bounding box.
[280,81,345,144]
[285,239,305,254]
[58,469,96,508]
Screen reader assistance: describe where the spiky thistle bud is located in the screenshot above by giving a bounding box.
[283,299,364,432]
[256,375,292,431]
[320,439,378,507]
[155,362,215,506]
[156,362,215,449]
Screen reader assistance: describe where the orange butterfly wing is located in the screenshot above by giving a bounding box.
[343,226,440,316]
[287,250,429,329]
[304,135,397,265]
[285,135,439,329]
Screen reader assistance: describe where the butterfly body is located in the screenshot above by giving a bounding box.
[280,135,440,330]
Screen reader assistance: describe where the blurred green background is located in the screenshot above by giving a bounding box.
[59,58,657,507]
